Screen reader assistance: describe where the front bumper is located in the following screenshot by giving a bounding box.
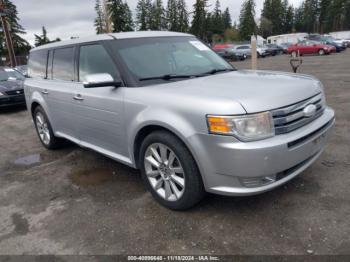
[189,107,335,196]
[0,94,26,107]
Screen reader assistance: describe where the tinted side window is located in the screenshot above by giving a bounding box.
[79,44,117,82]
[52,47,74,81]
[28,50,47,78]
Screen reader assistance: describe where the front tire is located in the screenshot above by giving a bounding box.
[139,131,205,210]
[33,106,65,149]
[318,49,325,55]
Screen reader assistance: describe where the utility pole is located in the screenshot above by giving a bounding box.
[103,0,112,33]
[0,0,16,67]
[251,35,257,70]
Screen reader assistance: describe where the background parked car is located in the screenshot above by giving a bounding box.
[215,48,247,61]
[212,44,233,51]
[14,65,28,76]
[279,43,293,54]
[257,45,269,57]
[266,44,284,55]
[288,40,335,56]
[232,45,252,58]
[0,67,26,107]
[307,34,345,52]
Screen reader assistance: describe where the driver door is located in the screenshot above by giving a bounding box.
[71,43,128,160]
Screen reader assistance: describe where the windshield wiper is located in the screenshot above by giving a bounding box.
[199,68,235,76]
[139,74,195,81]
[139,68,235,82]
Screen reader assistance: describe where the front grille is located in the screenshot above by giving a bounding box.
[272,93,325,135]
[5,89,24,96]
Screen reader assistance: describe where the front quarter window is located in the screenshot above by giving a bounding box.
[112,37,234,85]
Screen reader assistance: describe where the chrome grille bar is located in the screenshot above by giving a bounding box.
[272,93,325,135]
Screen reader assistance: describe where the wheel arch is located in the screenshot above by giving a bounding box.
[132,123,208,190]
[133,124,189,169]
[31,101,41,117]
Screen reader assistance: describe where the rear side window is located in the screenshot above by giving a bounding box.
[28,50,47,78]
[52,47,74,81]
[78,44,117,82]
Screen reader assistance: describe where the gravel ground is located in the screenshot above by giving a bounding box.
[0,50,349,256]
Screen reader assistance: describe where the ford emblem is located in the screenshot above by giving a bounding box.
[303,104,317,118]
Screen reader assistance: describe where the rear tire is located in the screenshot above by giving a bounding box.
[33,106,65,149]
[139,131,205,210]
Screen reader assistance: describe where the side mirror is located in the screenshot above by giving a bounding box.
[83,73,122,88]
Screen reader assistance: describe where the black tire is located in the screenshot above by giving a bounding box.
[33,106,65,149]
[139,131,205,210]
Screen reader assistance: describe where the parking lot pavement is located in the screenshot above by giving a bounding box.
[0,51,349,256]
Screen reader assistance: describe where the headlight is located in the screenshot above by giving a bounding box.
[0,92,4,96]
[207,112,275,141]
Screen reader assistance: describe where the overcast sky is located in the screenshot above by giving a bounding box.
[13,0,303,45]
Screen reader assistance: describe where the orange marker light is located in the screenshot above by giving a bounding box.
[207,116,232,134]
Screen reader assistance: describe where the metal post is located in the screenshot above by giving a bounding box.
[251,35,257,70]
[0,0,16,67]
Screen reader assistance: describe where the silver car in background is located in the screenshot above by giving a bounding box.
[25,31,335,210]
[233,44,269,58]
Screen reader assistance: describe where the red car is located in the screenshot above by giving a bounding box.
[212,44,233,51]
[288,40,336,56]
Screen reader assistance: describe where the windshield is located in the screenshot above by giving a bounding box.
[0,69,25,81]
[323,36,335,42]
[111,37,234,85]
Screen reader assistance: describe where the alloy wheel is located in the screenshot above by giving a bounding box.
[144,143,185,201]
[35,112,51,145]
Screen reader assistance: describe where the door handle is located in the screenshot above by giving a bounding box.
[41,89,49,95]
[73,94,84,101]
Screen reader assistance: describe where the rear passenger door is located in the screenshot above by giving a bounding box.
[45,46,78,139]
[72,43,127,160]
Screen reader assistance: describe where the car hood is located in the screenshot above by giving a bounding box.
[0,79,24,92]
[149,70,322,113]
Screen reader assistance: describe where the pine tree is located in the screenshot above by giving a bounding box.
[109,0,134,32]
[0,0,30,56]
[259,16,273,38]
[319,0,331,33]
[122,2,134,31]
[136,0,152,30]
[328,0,347,32]
[222,8,232,29]
[177,0,189,32]
[167,0,178,31]
[109,0,124,32]
[282,0,294,33]
[190,0,208,41]
[345,0,350,30]
[33,27,60,47]
[302,0,320,33]
[294,4,305,32]
[261,0,285,35]
[150,0,166,30]
[211,0,224,35]
[239,0,257,40]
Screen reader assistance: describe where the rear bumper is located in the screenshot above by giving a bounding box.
[0,94,26,107]
[189,107,335,196]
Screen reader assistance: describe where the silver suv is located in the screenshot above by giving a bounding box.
[25,31,335,210]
